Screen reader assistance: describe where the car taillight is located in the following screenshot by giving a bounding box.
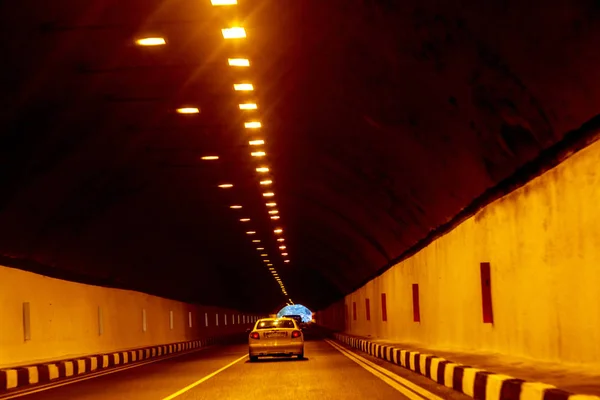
[250,332,260,340]
[291,330,301,338]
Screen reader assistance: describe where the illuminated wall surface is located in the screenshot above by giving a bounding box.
[277,304,312,322]
[0,267,259,369]
[319,137,600,368]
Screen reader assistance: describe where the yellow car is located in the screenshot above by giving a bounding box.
[248,318,304,361]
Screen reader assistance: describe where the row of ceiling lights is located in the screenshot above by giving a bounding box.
[134,0,292,303]
[211,0,292,303]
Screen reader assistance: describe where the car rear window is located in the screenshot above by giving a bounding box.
[256,320,295,329]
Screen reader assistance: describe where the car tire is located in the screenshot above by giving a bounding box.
[297,350,304,359]
[249,355,258,362]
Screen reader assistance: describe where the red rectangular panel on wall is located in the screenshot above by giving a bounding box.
[381,293,388,321]
[412,284,421,322]
[480,262,494,324]
[352,302,357,321]
[365,298,371,321]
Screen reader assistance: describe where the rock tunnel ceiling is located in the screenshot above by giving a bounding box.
[0,0,599,312]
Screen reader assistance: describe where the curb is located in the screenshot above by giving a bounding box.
[0,332,244,394]
[334,333,600,400]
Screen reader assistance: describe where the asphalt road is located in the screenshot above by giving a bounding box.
[5,331,470,400]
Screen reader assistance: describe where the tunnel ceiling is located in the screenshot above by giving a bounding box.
[1,0,599,312]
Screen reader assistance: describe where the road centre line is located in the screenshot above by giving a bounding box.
[161,354,248,400]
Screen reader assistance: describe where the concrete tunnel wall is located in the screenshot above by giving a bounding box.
[0,266,260,369]
[317,136,600,369]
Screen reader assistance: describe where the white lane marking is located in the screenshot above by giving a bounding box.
[0,346,215,399]
[161,354,248,400]
[325,339,443,400]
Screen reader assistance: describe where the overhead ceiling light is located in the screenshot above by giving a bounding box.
[256,247,264,250]
[176,107,199,114]
[249,140,264,146]
[282,253,288,256]
[256,167,269,173]
[266,202,276,207]
[251,151,266,157]
[230,205,242,209]
[136,37,166,46]
[263,192,274,197]
[211,0,237,5]
[269,267,275,270]
[201,155,219,160]
[252,239,261,243]
[277,238,285,242]
[279,246,286,250]
[222,27,246,39]
[270,216,280,220]
[218,184,233,188]
[245,122,261,129]
[263,260,270,262]
[261,254,268,257]
[268,210,279,214]
[274,228,283,234]
[240,218,250,222]
[246,231,257,235]
[260,180,272,185]
[234,83,254,91]
[228,58,249,67]
[267,264,273,266]
[240,103,258,110]
[284,260,290,263]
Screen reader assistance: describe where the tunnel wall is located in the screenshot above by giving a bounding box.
[319,136,600,368]
[0,266,259,368]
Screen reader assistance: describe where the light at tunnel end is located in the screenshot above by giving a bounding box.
[277,304,312,323]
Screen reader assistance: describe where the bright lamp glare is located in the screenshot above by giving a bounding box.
[218,184,233,188]
[176,107,200,114]
[256,167,269,173]
[245,122,262,129]
[234,83,254,91]
[222,27,246,39]
[136,37,166,46]
[251,152,266,157]
[240,103,258,110]
[211,0,237,5]
[249,140,264,145]
[228,58,249,67]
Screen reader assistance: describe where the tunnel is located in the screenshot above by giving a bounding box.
[1,0,600,398]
